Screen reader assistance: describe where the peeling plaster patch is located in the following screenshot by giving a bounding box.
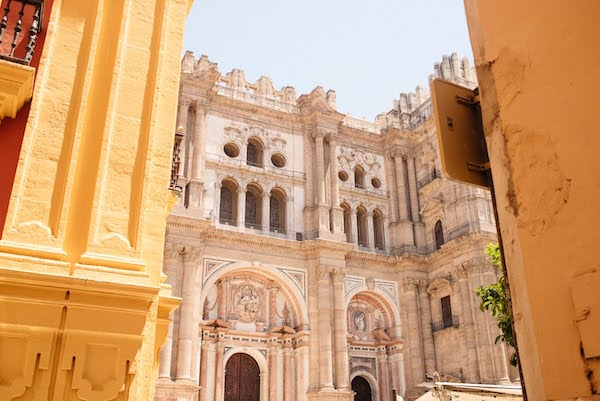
[489,48,528,111]
[503,126,571,236]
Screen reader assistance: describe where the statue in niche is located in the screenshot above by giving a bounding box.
[235,285,260,322]
[354,311,367,332]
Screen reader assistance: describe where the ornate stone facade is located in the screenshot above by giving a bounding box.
[155,52,518,401]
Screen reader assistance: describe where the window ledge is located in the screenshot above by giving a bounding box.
[0,59,35,122]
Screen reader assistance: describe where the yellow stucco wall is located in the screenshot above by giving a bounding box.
[464,1,600,399]
[0,0,192,400]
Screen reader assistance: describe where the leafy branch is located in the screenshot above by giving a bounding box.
[476,243,517,366]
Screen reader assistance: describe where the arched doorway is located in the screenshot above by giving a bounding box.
[224,353,260,401]
[352,376,372,401]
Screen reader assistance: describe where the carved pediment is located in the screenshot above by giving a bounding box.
[427,277,453,296]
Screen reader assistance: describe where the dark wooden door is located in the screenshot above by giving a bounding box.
[224,353,260,401]
[352,376,372,401]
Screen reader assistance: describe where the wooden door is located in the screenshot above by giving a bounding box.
[224,353,260,401]
[351,376,372,401]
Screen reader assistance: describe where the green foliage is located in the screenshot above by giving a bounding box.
[476,243,518,366]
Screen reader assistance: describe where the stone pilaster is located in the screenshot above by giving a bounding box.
[329,136,344,237]
[314,131,326,205]
[417,280,436,376]
[402,279,425,395]
[188,105,206,214]
[317,266,334,390]
[452,265,481,382]
[331,269,350,390]
[406,157,420,223]
[213,336,226,401]
[392,150,409,221]
[269,338,280,401]
[176,248,202,383]
[377,349,390,401]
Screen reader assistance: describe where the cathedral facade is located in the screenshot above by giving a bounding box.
[155,52,518,401]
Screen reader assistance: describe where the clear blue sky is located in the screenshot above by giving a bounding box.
[183,0,473,120]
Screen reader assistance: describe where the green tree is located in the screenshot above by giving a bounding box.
[476,243,517,366]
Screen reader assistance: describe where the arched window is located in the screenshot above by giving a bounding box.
[247,137,264,167]
[269,188,286,232]
[435,220,444,249]
[373,209,385,250]
[341,203,352,242]
[354,166,365,188]
[219,179,238,225]
[245,184,262,228]
[356,206,368,247]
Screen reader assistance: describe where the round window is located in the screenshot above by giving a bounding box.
[338,171,349,181]
[271,153,286,168]
[223,142,240,158]
[371,178,382,188]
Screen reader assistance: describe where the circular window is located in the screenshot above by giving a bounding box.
[271,153,286,168]
[223,142,239,158]
[338,171,349,181]
[371,178,382,188]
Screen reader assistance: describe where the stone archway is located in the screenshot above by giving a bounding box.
[225,353,260,401]
[351,376,372,401]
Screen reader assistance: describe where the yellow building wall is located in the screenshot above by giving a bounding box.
[0,0,192,400]
[464,1,600,399]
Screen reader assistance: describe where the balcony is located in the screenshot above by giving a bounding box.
[0,0,43,121]
[431,315,459,332]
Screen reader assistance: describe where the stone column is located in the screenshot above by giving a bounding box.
[191,328,202,387]
[314,132,326,205]
[406,157,420,222]
[158,248,180,380]
[402,279,424,392]
[262,192,270,232]
[286,196,294,237]
[392,151,409,221]
[317,267,334,390]
[214,182,222,224]
[176,99,191,200]
[329,136,344,236]
[329,136,340,208]
[383,216,390,251]
[453,266,481,382]
[213,337,225,401]
[331,270,350,390]
[184,107,195,182]
[283,340,293,401]
[176,249,200,382]
[269,339,279,401]
[389,351,406,398]
[418,281,436,376]
[349,208,357,244]
[158,311,175,379]
[377,351,390,401]
[295,339,310,401]
[385,154,399,222]
[237,187,246,227]
[366,210,375,251]
[189,106,206,211]
[198,330,211,401]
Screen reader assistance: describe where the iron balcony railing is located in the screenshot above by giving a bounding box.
[0,0,43,65]
[417,168,440,189]
[431,315,460,332]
